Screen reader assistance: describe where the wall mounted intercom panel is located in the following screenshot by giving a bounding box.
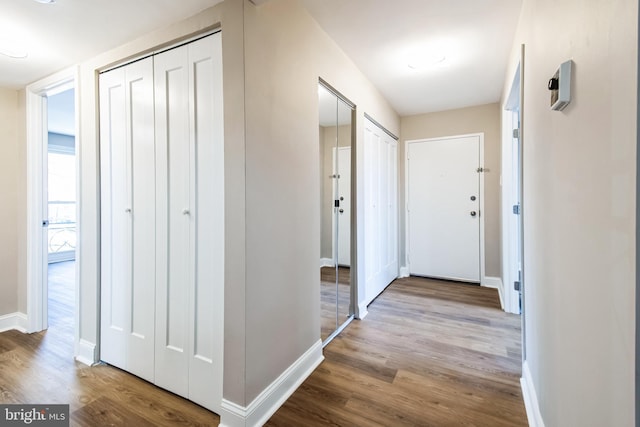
[548,59,573,111]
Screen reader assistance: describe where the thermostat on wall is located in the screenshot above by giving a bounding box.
[548,60,572,111]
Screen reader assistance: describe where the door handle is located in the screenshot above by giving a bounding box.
[339,209,344,214]
[42,220,49,227]
[470,211,477,217]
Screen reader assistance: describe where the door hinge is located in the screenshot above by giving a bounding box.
[513,128,520,139]
[514,281,521,291]
[512,204,521,215]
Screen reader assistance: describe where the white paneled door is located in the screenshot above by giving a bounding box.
[407,135,481,282]
[99,57,156,383]
[99,33,223,413]
[363,118,398,307]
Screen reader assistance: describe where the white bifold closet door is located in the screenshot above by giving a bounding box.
[363,117,398,307]
[153,34,224,410]
[99,57,156,383]
[99,33,224,413]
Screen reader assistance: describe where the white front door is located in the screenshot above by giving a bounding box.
[407,134,481,282]
[334,146,351,266]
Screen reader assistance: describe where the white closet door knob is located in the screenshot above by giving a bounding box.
[125,208,132,213]
[182,209,190,215]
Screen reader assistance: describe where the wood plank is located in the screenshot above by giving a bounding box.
[0,261,219,427]
[2,262,527,427]
[268,275,528,426]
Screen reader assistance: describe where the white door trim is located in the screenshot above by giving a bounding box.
[26,67,79,338]
[404,133,486,285]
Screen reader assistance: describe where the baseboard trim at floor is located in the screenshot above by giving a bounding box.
[399,266,410,278]
[219,339,324,427]
[320,258,334,268]
[357,302,368,320]
[75,339,97,366]
[521,361,545,427]
[0,312,28,333]
[482,276,504,310]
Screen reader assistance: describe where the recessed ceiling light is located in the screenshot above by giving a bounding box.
[34,0,56,3]
[0,48,28,59]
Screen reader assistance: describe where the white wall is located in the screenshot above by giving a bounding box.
[504,0,637,424]
[0,88,25,317]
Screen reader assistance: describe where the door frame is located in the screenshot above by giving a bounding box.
[502,47,526,328]
[26,66,79,336]
[404,132,486,285]
[502,63,523,316]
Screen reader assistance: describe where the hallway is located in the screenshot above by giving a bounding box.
[0,268,526,426]
[269,276,527,426]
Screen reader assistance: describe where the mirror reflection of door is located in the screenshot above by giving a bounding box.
[319,81,354,346]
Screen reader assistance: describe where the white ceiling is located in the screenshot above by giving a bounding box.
[0,0,224,89]
[302,0,523,116]
[0,0,522,117]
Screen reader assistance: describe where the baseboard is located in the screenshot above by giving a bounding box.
[482,276,504,310]
[356,302,368,320]
[320,258,334,268]
[398,266,410,278]
[0,312,28,333]
[75,339,97,366]
[521,361,545,427]
[219,339,324,427]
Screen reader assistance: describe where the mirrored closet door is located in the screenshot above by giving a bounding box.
[318,81,354,346]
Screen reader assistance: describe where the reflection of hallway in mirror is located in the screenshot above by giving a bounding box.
[320,266,351,342]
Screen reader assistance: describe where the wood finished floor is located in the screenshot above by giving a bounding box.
[0,263,527,426]
[0,261,219,427]
[268,276,527,426]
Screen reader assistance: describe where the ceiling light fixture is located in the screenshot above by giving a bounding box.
[34,0,56,3]
[407,53,446,70]
[0,48,28,59]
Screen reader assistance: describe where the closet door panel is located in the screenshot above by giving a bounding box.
[99,68,128,370]
[154,45,190,397]
[362,118,399,307]
[126,59,156,382]
[188,34,224,410]
[99,58,155,382]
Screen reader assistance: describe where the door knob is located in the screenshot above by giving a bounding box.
[470,195,476,201]
[470,211,477,217]
[339,209,344,213]
[182,209,190,215]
